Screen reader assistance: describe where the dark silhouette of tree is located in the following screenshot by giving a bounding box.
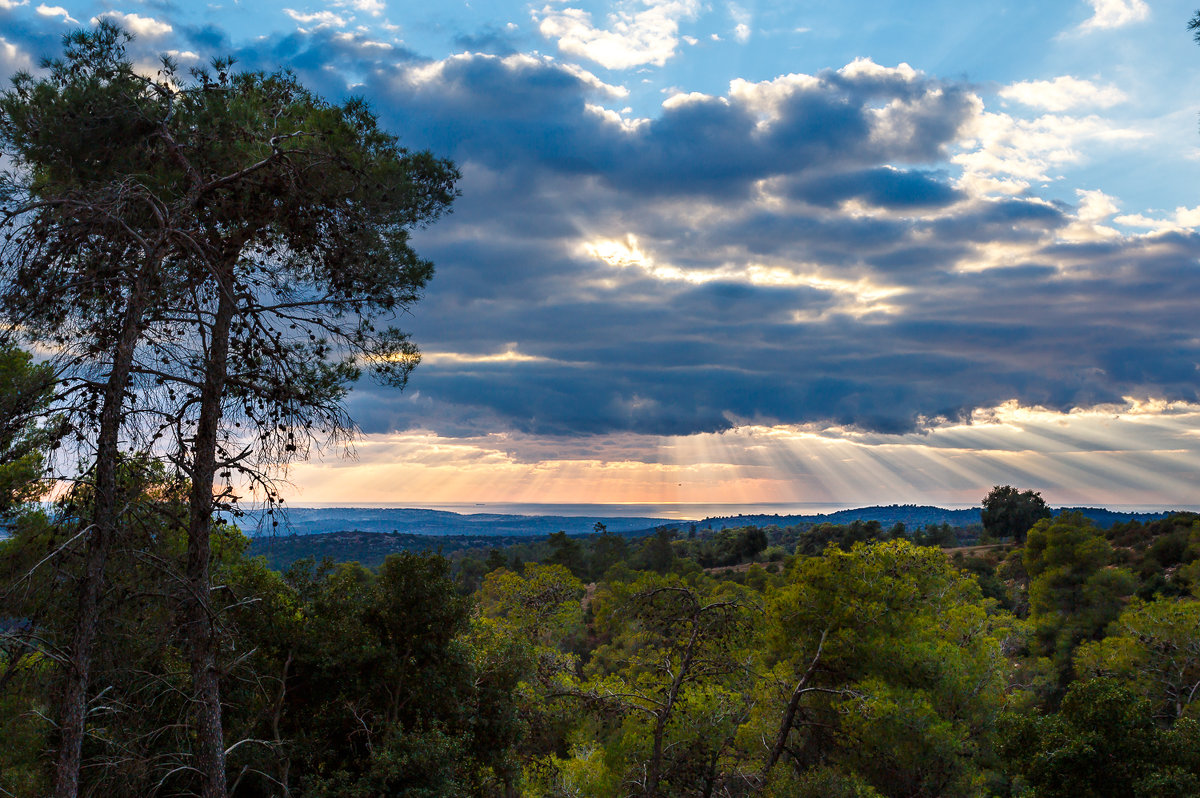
[981,485,1050,543]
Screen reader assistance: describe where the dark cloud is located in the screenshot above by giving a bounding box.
[2,15,1198,438]
[788,168,964,209]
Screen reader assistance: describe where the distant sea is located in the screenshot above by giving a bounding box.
[288,501,864,520]
[284,501,1200,520]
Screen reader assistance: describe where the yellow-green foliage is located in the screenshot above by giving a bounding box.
[1076,597,1200,721]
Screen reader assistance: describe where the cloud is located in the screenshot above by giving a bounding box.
[535,0,700,69]
[91,11,173,37]
[1077,0,1149,32]
[953,108,1144,196]
[284,8,348,28]
[1,16,1197,464]
[729,2,751,42]
[35,4,75,23]
[340,0,385,16]
[1115,204,1200,231]
[999,76,1126,111]
[0,36,32,75]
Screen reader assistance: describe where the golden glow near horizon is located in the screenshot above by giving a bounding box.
[281,398,1200,508]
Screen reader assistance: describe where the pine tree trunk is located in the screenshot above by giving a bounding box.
[185,274,235,798]
[53,280,151,798]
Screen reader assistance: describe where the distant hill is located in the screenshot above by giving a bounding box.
[698,504,1174,530]
[234,506,673,539]
[700,505,980,530]
[231,504,1181,546]
[241,504,1186,570]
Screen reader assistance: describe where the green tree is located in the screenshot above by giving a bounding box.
[589,523,629,580]
[636,526,677,573]
[0,28,192,793]
[0,346,55,515]
[999,678,1200,797]
[1024,513,1136,689]
[554,573,756,797]
[753,540,1016,797]
[982,485,1051,543]
[231,553,493,796]
[1075,597,1200,722]
[476,563,586,785]
[547,531,586,578]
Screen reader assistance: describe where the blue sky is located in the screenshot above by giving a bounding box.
[4,0,1200,508]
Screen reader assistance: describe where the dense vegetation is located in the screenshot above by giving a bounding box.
[5,460,1200,795]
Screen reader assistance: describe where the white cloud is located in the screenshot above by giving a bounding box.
[838,56,918,82]
[1115,205,1200,231]
[91,11,172,37]
[347,0,385,15]
[36,4,76,23]
[1078,0,1148,32]
[0,0,29,10]
[421,345,556,366]
[283,8,348,28]
[0,36,32,73]
[954,107,1145,196]
[535,0,701,70]
[1000,76,1126,112]
[1056,188,1124,242]
[729,2,751,42]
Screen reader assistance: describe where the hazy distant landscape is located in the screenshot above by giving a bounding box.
[238,502,1178,538]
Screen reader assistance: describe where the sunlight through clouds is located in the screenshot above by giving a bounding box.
[283,399,1200,509]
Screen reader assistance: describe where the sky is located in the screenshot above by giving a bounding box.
[3,0,1200,509]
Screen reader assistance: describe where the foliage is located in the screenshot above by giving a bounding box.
[550,573,757,796]
[999,678,1200,797]
[754,539,1016,797]
[1075,597,1200,722]
[1024,513,1136,690]
[982,485,1051,543]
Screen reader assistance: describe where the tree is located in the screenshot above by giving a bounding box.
[636,526,677,573]
[1024,513,1135,691]
[476,563,586,787]
[0,23,457,796]
[0,346,55,515]
[547,531,586,578]
[589,524,629,580]
[982,485,1051,543]
[0,345,58,798]
[1075,597,1200,722]
[753,540,1016,796]
[0,28,191,794]
[558,573,756,797]
[999,678,1200,797]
